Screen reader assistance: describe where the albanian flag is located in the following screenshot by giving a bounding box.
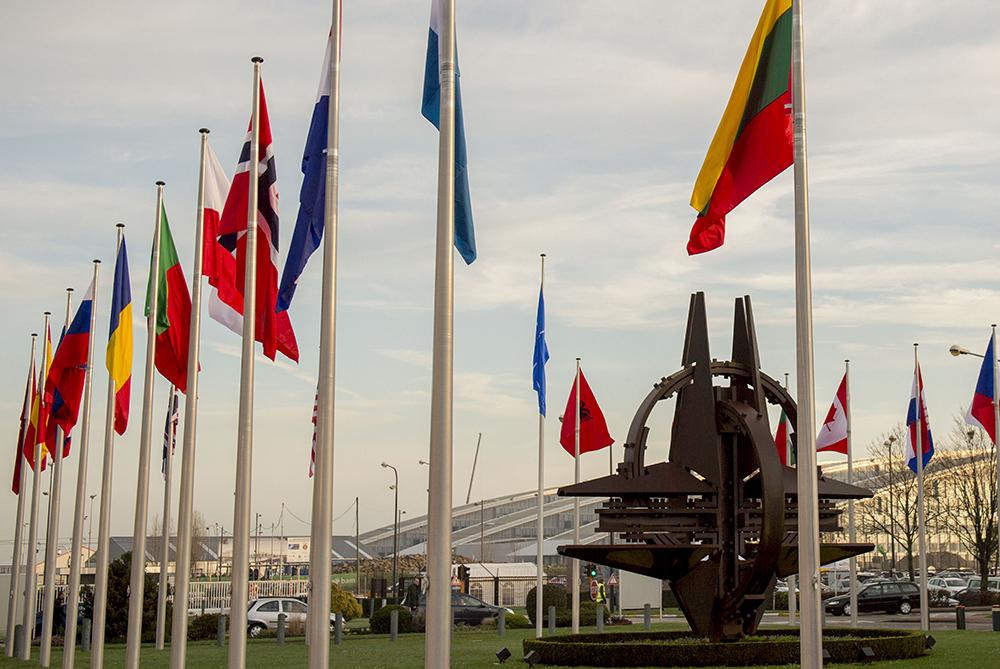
[687,0,793,254]
[559,368,614,457]
[146,202,192,392]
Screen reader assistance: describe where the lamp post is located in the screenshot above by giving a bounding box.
[381,462,399,603]
[950,335,1000,575]
[885,436,897,574]
[88,494,97,554]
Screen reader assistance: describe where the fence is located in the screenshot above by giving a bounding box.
[186,579,310,614]
[468,576,536,608]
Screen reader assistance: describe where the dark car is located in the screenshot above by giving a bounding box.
[825,580,920,616]
[418,592,513,626]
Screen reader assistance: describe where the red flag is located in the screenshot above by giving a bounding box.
[559,369,614,456]
[816,373,849,455]
[23,325,53,470]
[12,353,35,494]
[774,408,793,466]
[217,80,299,363]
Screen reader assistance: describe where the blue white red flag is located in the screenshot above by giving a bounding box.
[964,335,996,444]
[532,286,549,416]
[421,0,477,265]
[47,275,96,455]
[905,363,934,474]
[278,29,335,312]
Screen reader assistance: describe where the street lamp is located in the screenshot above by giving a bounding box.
[885,436,897,574]
[381,462,399,603]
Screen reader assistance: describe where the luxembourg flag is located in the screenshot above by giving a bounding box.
[278,29,335,312]
[964,335,996,444]
[421,0,477,265]
[905,363,934,474]
[816,373,849,455]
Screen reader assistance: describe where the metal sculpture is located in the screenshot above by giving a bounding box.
[558,293,873,641]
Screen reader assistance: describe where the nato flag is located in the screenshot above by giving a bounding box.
[532,287,549,416]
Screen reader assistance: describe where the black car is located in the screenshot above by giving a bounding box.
[417,592,513,626]
[825,580,920,616]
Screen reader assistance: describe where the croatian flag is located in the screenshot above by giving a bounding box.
[965,335,996,444]
[816,373,849,455]
[421,0,477,265]
[905,363,934,473]
[278,29,335,312]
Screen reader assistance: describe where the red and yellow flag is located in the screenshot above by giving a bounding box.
[22,325,53,469]
[688,0,793,255]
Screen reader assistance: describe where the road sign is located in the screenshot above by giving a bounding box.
[607,573,619,586]
[589,579,598,601]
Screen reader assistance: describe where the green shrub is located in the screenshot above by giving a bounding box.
[187,614,221,642]
[525,584,569,624]
[556,601,610,627]
[505,612,532,629]
[369,605,412,634]
[330,582,363,621]
[956,589,1000,606]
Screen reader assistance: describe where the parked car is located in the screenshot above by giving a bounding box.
[927,577,967,596]
[824,580,921,616]
[246,597,335,637]
[965,576,1000,592]
[417,592,513,626]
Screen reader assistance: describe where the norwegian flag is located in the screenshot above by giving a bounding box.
[309,389,318,478]
[161,386,179,479]
[214,80,299,362]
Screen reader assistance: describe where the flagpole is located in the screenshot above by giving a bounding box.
[39,289,73,666]
[308,3,343,664]
[62,261,99,669]
[125,180,164,669]
[229,57,263,669]
[156,386,176,650]
[5,333,36,657]
[92,224,125,669]
[790,1,823,665]
[572,357,581,634]
[992,324,1000,579]
[783,372,797,627]
[20,312,49,660]
[535,253,545,638]
[845,359,858,628]
[170,129,211,669]
[913,344,930,633]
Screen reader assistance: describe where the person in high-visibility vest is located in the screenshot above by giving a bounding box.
[595,579,607,605]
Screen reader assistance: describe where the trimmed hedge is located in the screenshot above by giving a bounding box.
[525,584,569,624]
[187,613,221,642]
[369,605,412,634]
[522,628,928,667]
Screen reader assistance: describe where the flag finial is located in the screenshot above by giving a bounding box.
[116,223,125,229]
[155,180,165,187]
[251,56,264,63]
[199,128,210,135]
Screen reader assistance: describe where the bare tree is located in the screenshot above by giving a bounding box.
[936,417,998,592]
[190,510,208,575]
[857,425,946,580]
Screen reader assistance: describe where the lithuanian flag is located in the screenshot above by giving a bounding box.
[107,237,133,435]
[688,0,793,255]
[145,203,192,393]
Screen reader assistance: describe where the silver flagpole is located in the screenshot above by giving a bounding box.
[156,386,176,650]
[782,372,797,626]
[846,360,858,628]
[992,325,1000,581]
[308,3,342,664]
[62,260,100,668]
[535,253,545,638]
[5,332,37,657]
[125,180,164,669]
[913,344,930,632]
[229,57,263,669]
[39,289,73,666]
[20,312,50,661]
[425,0,457,664]
[170,128,211,668]
[791,1,823,666]
[571,358,580,634]
[92,224,126,669]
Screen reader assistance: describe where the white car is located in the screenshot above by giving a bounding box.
[246,597,336,638]
[927,577,967,596]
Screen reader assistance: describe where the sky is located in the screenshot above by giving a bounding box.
[2,1,999,562]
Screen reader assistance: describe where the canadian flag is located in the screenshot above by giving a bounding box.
[816,373,849,455]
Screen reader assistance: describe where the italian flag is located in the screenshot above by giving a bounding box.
[146,203,192,392]
[687,0,793,254]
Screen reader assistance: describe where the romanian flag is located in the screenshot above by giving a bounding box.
[107,238,133,435]
[687,0,793,255]
[145,203,192,392]
[23,325,53,469]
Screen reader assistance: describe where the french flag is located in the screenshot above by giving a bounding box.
[421,0,477,265]
[45,275,95,456]
[905,363,934,474]
[965,335,996,443]
[278,29,335,312]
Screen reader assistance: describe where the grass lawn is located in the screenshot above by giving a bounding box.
[1,625,996,668]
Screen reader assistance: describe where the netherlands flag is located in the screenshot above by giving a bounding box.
[421,0,476,265]
[964,336,996,444]
[905,363,934,474]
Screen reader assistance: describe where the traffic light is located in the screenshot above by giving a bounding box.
[588,563,598,578]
